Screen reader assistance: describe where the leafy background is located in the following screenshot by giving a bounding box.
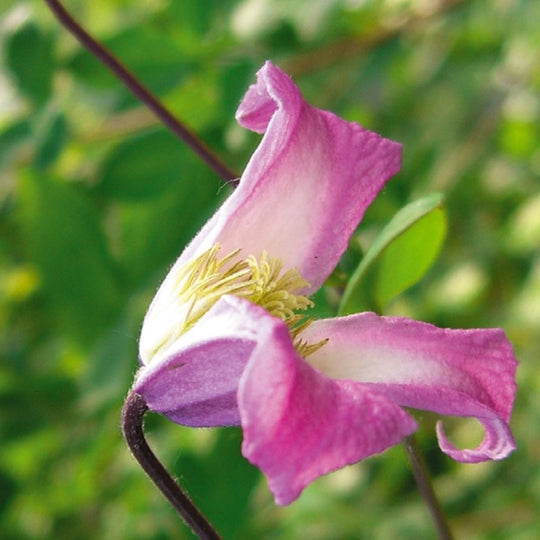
[1,0,539,538]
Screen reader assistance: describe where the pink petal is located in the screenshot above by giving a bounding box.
[303,313,517,461]
[133,296,284,427]
[436,417,515,463]
[163,61,402,293]
[238,323,417,505]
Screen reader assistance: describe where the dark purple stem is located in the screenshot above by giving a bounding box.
[122,390,222,540]
[403,435,454,540]
[42,0,238,183]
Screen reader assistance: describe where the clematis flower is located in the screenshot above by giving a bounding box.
[133,61,517,505]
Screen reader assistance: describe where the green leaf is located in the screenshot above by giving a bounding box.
[375,205,446,308]
[5,23,55,106]
[98,129,200,200]
[18,171,123,343]
[339,194,446,315]
[33,112,68,170]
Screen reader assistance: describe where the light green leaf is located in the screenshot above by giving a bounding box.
[375,205,446,308]
[339,193,446,315]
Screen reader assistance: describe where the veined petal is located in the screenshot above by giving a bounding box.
[304,313,517,461]
[238,323,417,505]
[158,61,401,295]
[133,296,284,427]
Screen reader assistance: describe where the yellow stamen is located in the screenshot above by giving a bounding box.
[150,244,328,359]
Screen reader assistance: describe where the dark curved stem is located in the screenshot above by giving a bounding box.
[42,0,238,183]
[122,390,222,540]
[403,435,454,540]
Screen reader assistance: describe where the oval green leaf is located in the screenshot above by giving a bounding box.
[375,206,446,308]
[339,193,446,315]
[6,23,55,106]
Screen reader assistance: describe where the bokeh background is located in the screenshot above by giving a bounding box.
[1,0,539,538]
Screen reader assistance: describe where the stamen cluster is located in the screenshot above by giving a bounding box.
[161,244,327,358]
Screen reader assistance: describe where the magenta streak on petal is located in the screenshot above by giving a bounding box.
[303,312,517,461]
[238,321,417,505]
[134,296,283,427]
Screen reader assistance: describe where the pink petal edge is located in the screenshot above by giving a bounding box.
[134,296,285,427]
[436,417,516,462]
[141,61,402,344]
[238,320,417,505]
[303,312,517,462]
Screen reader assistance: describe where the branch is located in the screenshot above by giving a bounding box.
[42,0,238,182]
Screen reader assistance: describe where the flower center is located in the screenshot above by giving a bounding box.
[150,244,327,360]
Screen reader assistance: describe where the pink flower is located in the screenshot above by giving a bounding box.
[133,61,517,505]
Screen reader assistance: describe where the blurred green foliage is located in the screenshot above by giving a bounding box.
[1,0,539,538]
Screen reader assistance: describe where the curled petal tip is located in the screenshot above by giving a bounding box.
[436,418,516,463]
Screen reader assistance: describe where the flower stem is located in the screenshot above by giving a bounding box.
[121,390,222,540]
[403,435,454,540]
[42,0,238,183]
